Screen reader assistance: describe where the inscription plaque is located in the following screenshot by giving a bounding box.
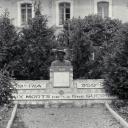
[76,79,104,89]
[13,93,116,100]
[50,66,73,88]
[11,80,47,90]
[53,72,70,87]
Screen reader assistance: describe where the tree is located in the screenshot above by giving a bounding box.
[0,11,16,105]
[104,23,128,99]
[63,15,121,79]
[7,8,55,80]
[0,11,17,70]
[0,69,14,105]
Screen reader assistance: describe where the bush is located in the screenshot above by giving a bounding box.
[0,70,14,105]
[104,23,128,99]
[6,12,55,80]
[0,11,16,105]
[0,9,55,80]
[111,100,127,109]
[0,13,17,70]
[63,15,121,79]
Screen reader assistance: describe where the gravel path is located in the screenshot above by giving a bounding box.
[15,104,123,128]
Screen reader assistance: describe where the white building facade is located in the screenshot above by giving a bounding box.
[0,0,128,29]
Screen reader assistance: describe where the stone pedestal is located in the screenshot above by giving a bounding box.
[50,66,73,88]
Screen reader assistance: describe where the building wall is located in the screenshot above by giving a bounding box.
[73,0,94,18]
[0,0,128,28]
[0,0,96,27]
[112,0,128,23]
[38,0,55,27]
[0,0,17,26]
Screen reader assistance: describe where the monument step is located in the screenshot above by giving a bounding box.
[14,100,113,108]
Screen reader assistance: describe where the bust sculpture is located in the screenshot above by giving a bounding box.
[50,48,73,88]
[51,49,71,66]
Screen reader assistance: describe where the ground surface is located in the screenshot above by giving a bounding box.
[111,102,128,123]
[13,104,123,128]
[0,106,12,128]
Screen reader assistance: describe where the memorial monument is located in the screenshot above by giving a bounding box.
[50,48,73,88]
[12,48,116,105]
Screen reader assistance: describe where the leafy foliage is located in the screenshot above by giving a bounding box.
[0,12,16,105]
[104,23,128,99]
[0,70,14,105]
[0,13,17,70]
[6,12,55,80]
[63,15,121,79]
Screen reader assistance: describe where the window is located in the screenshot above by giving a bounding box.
[97,2,109,18]
[56,0,73,27]
[94,0,112,18]
[59,2,71,25]
[17,1,34,27]
[21,3,32,25]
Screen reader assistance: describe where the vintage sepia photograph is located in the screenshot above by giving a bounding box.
[0,0,128,128]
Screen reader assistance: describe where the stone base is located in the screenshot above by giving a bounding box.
[14,99,113,108]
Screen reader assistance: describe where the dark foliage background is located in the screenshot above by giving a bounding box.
[63,15,121,79]
[0,13,17,69]
[0,70,14,105]
[104,23,128,99]
[2,12,55,80]
[0,13,17,105]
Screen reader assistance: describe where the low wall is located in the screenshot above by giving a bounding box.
[12,79,116,105]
